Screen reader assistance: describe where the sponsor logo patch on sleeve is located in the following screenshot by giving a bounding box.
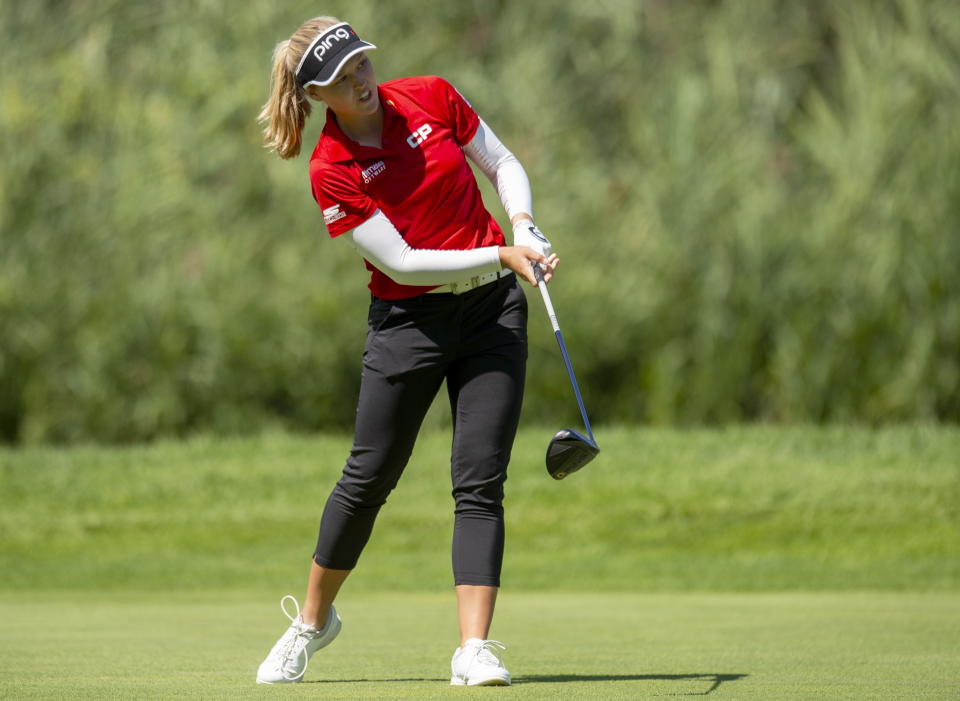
[323,204,347,224]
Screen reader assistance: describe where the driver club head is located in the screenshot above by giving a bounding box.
[546,428,600,480]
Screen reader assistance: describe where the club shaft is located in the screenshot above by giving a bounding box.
[553,328,595,441]
[533,264,595,442]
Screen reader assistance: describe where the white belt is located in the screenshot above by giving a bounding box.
[426,269,513,295]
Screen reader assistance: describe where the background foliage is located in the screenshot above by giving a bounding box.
[2,0,958,442]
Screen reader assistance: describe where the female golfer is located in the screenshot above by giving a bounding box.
[255,16,558,686]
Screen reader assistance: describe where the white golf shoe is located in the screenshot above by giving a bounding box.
[450,639,511,686]
[256,595,341,684]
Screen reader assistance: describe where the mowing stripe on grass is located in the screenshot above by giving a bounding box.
[2,426,958,592]
[0,591,957,700]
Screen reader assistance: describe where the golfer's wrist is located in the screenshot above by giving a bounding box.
[512,220,552,257]
[498,246,535,279]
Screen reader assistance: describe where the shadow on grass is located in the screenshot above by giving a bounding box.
[305,678,447,684]
[307,673,747,694]
[517,673,748,695]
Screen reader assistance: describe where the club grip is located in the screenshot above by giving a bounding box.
[531,261,560,333]
[532,261,546,284]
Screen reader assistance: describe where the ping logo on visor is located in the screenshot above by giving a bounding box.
[295,22,377,88]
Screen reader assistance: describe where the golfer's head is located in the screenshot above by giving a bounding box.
[259,16,378,159]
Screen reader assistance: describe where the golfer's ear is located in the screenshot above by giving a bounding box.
[305,86,324,102]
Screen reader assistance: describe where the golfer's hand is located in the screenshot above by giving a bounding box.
[498,246,559,286]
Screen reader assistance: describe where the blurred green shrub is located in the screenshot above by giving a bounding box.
[1,0,958,442]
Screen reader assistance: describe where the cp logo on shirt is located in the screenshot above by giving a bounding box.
[406,124,433,148]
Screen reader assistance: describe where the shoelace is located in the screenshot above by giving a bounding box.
[277,595,318,682]
[474,640,508,667]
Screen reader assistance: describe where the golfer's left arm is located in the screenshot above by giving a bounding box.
[463,118,555,260]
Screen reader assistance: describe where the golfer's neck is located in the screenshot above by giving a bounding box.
[338,108,384,149]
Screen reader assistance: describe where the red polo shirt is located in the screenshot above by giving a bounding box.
[309,76,506,300]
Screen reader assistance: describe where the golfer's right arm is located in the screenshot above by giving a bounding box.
[343,210,554,287]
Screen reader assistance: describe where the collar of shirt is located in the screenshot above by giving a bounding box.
[316,87,405,164]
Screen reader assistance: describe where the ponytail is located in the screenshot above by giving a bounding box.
[258,16,340,160]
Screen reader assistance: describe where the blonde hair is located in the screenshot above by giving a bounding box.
[258,16,341,160]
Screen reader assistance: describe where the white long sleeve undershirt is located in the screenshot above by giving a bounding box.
[344,210,502,286]
[340,117,532,285]
[462,118,533,223]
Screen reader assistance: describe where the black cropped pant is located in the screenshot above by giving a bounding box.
[313,274,527,586]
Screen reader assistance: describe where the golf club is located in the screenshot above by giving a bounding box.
[531,261,600,479]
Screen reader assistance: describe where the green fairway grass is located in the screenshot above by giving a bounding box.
[1,425,957,592]
[1,591,957,700]
[1,426,958,698]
